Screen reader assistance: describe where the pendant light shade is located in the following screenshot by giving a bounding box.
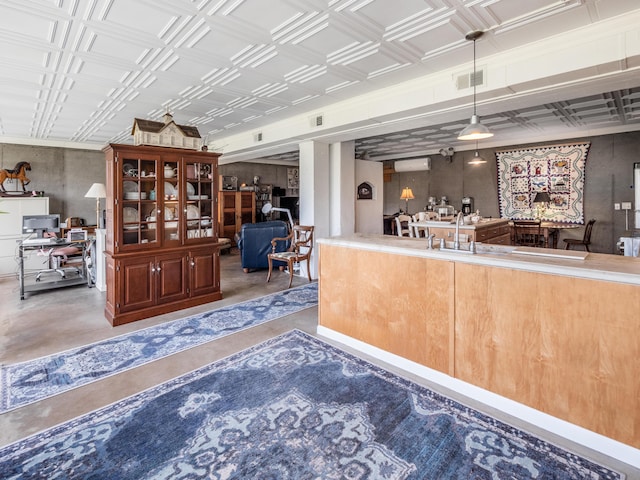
[468,141,487,165]
[458,31,493,141]
[458,114,493,141]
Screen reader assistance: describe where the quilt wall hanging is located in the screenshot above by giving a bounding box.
[496,142,590,224]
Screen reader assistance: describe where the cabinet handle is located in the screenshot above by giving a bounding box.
[156,264,161,272]
[151,266,156,273]
[191,261,195,267]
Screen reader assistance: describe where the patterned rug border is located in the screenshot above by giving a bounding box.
[0,329,624,479]
[0,283,318,413]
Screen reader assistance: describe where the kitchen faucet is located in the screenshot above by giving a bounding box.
[426,233,436,249]
[454,211,463,250]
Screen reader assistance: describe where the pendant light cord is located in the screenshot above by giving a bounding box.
[472,38,477,116]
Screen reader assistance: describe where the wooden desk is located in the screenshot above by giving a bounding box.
[59,226,96,240]
[509,221,580,248]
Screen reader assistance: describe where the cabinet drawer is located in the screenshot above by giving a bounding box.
[484,233,512,245]
[476,225,509,241]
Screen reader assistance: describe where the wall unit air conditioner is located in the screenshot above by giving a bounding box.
[394,157,431,172]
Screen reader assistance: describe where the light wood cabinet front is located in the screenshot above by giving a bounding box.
[454,262,640,448]
[319,241,640,449]
[319,244,454,373]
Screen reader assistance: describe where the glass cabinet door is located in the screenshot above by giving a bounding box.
[162,160,180,244]
[120,154,159,248]
[183,159,216,242]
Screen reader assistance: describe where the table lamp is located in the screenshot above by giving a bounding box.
[533,191,551,219]
[400,187,414,213]
[85,183,107,228]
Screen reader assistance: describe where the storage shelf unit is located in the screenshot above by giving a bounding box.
[104,144,222,326]
[218,191,255,245]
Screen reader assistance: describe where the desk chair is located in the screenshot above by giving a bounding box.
[266,225,314,288]
[563,219,595,251]
[395,215,414,237]
[513,220,543,247]
[36,244,82,281]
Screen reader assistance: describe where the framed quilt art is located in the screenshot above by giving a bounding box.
[496,142,589,224]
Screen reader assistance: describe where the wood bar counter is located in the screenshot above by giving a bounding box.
[318,234,640,451]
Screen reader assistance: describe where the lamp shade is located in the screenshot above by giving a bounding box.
[533,191,551,203]
[400,187,415,200]
[458,115,493,141]
[85,183,106,198]
[468,151,486,165]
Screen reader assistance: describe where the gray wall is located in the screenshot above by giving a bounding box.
[218,162,298,198]
[3,130,639,253]
[386,132,640,254]
[0,143,105,225]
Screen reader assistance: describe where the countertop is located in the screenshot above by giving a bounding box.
[408,217,508,230]
[318,233,640,285]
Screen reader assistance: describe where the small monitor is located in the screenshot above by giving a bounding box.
[22,214,61,239]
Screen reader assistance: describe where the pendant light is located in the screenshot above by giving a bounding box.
[468,140,487,165]
[458,30,493,141]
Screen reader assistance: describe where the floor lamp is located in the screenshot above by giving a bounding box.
[261,202,294,231]
[85,183,106,228]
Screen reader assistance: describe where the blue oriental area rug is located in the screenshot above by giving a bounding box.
[0,283,318,413]
[0,330,622,479]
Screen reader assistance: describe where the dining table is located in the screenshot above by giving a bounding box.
[509,220,581,248]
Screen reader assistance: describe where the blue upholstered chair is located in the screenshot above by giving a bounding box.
[236,220,289,273]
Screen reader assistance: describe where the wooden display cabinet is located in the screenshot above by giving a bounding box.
[103,144,222,326]
[218,191,256,244]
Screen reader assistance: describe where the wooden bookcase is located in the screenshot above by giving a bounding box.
[103,144,223,326]
[218,191,255,245]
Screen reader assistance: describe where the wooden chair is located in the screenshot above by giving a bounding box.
[395,214,414,237]
[266,225,314,288]
[513,219,543,247]
[563,219,595,251]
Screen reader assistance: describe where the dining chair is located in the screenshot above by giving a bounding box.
[395,214,414,237]
[513,219,543,247]
[266,225,314,288]
[563,219,595,251]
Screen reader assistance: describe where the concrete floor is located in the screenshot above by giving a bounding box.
[0,250,638,477]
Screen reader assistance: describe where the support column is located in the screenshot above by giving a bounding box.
[329,141,356,237]
[298,141,330,280]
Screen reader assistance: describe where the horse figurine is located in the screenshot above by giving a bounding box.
[0,161,31,193]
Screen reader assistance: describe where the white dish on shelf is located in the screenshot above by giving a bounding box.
[123,181,138,193]
[164,182,176,196]
[123,225,138,230]
[165,221,178,229]
[123,207,138,223]
[164,207,175,220]
[187,195,208,200]
[186,204,200,227]
[186,182,195,196]
[124,192,147,200]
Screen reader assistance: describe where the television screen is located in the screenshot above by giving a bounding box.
[22,214,60,239]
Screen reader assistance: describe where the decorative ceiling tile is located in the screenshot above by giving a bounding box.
[0,0,637,154]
